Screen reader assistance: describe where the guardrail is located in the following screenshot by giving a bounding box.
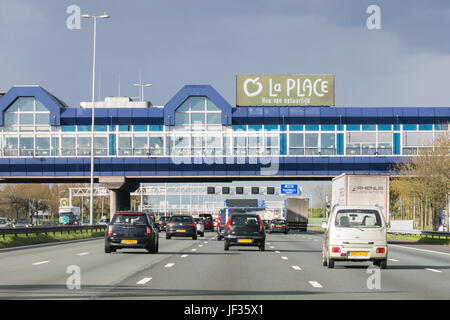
[0,225,107,240]
[388,229,450,240]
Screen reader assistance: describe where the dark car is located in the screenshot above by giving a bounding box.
[199,214,214,231]
[262,220,270,228]
[217,209,246,240]
[267,219,288,234]
[158,216,170,231]
[166,215,197,240]
[223,213,266,251]
[13,218,32,228]
[104,212,159,254]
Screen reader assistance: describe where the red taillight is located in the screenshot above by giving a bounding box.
[258,216,263,232]
[146,227,152,236]
[332,247,341,253]
[189,223,195,227]
[168,222,174,226]
[159,221,162,225]
[283,224,287,227]
[376,248,385,254]
[227,216,232,231]
[107,225,113,236]
[270,224,274,228]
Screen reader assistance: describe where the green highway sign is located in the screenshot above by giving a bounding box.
[236,74,335,106]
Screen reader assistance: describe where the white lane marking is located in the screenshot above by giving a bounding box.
[191,248,197,252]
[292,265,302,271]
[309,281,323,288]
[281,256,289,260]
[388,258,399,262]
[204,241,208,244]
[199,245,204,247]
[32,261,50,266]
[425,268,442,273]
[389,244,450,257]
[165,263,175,268]
[270,246,275,249]
[275,251,280,254]
[76,252,89,256]
[136,278,152,285]
[267,242,271,245]
[181,254,188,258]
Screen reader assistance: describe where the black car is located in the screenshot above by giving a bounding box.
[158,216,170,231]
[267,219,288,234]
[104,212,159,253]
[223,213,266,251]
[217,209,245,240]
[166,215,197,240]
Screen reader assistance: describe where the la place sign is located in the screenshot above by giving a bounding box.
[236,74,335,106]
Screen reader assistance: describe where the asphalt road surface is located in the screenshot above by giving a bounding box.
[0,231,449,300]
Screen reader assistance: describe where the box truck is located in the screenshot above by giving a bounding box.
[283,198,309,231]
[331,174,390,223]
[58,206,81,225]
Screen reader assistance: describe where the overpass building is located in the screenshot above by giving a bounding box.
[0,84,448,213]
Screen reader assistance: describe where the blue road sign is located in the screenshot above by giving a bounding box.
[281,184,298,195]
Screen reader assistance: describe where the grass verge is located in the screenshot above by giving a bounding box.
[0,230,105,249]
[388,233,450,246]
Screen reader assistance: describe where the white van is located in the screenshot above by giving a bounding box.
[322,205,388,269]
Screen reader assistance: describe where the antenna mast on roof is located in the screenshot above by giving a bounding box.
[133,66,152,101]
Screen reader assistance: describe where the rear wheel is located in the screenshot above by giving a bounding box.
[201,232,205,237]
[379,259,387,269]
[104,242,112,254]
[166,235,171,240]
[322,251,328,266]
[259,245,265,251]
[224,241,229,251]
[192,235,197,240]
[327,255,335,269]
[217,235,222,241]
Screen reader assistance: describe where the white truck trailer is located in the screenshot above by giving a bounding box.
[331,174,390,223]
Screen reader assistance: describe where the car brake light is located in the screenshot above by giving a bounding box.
[227,217,232,231]
[376,248,385,254]
[159,221,162,225]
[146,227,152,236]
[270,224,274,228]
[258,216,263,232]
[283,224,287,227]
[107,225,113,236]
[332,247,340,253]
[168,222,174,226]
[189,223,195,227]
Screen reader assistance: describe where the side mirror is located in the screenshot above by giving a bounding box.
[321,221,328,229]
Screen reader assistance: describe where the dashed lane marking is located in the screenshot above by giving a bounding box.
[165,263,175,268]
[76,252,89,256]
[281,256,289,260]
[292,265,302,271]
[181,254,188,258]
[309,281,323,288]
[425,268,442,273]
[136,278,152,285]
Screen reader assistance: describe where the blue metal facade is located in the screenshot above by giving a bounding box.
[0,84,448,180]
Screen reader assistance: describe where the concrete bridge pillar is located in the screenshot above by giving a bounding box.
[99,177,140,220]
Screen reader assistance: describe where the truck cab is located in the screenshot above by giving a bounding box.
[322,205,388,269]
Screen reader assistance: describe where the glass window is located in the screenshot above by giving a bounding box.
[61,137,76,156]
[321,125,335,131]
[305,125,319,131]
[402,124,417,131]
[207,113,221,124]
[362,125,376,131]
[35,100,47,112]
[378,124,392,131]
[290,125,303,131]
[78,125,92,132]
[61,126,76,132]
[434,123,448,131]
[118,125,131,132]
[94,125,108,132]
[35,113,49,125]
[248,125,262,131]
[4,113,18,125]
[150,125,163,131]
[305,133,318,155]
[77,136,91,156]
[175,113,189,125]
[232,125,246,131]
[190,97,205,111]
[19,136,34,156]
[36,137,50,156]
[321,133,335,155]
[207,99,219,111]
[94,136,107,156]
[6,100,19,113]
[133,136,148,155]
[4,136,18,156]
[265,125,278,131]
[19,113,34,125]
[191,113,205,125]
[418,124,433,131]
[149,136,164,155]
[289,133,304,148]
[19,98,34,112]
[346,125,360,131]
[177,100,189,112]
[335,209,381,228]
[118,136,132,156]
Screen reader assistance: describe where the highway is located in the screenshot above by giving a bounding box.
[0,231,449,300]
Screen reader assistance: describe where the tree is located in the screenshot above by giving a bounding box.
[391,132,450,230]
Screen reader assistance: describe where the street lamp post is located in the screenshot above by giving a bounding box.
[82,12,109,225]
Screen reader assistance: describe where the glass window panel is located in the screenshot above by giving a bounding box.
[362,125,376,131]
[232,125,246,131]
[305,148,319,155]
[402,124,417,131]
[207,99,220,111]
[378,132,392,143]
[35,99,47,112]
[434,124,448,131]
[290,125,303,131]
[61,125,76,132]
[36,126,50,132]
[20,126,34,132]
[418,124,433,131]
[207,113,221,124]
[5,137,18,149]
[6,100,19,113]
[305,125,319,131]
[321,133,335,149]
[378,143,392,155]
[35,113,49,125]
[248,125,262,131]
[150,136,164,155]
[206,136,221,147]
[346,125,360,131]
[133,136,148,149]
[175,113,189,125]
[265,135,279,147]
[248,135,263,146]
[149,125,163,131]
[51,136,59,156]
[19,97,34,112]
[94,125,107,131]
[191,136,204,148]
[133,125,147,132]
[174,136,189,148]
[289,133,304,147]
[337,124,344,131]
[346,143,361,155]
[177,100,189,112]
[118,136,132,156]
[403,132,433,146]
[35,137,50,156]
[78,125,92,132]
[402,147,417,155]
[393,124,401,131]
[264,125,278,131]
[118,125,131,132]
[19,137,34,155]
[289,148,304,155]
[305,133,318,147]
[19,113,34,125]
[321,125,335,131]
[77,136,91,156]
[362,143,377,155]
[109,125,116,131]
[61,137,76,156]
[4,113,18,125]
[190,97,205,111]
[378,124,392,131]
[191,113,205,125]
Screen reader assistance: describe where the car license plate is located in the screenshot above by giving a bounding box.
[177,229,186,233]
[348,251,368,257]
[276,225,282,227]
[121,240,137,244]
[238,239,252,243]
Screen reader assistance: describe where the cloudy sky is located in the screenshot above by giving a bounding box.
[1,0,450,108]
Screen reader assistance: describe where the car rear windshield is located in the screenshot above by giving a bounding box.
[171,216,193,223]
[112,214,148,225]
[0,218,7,224]
[271,220,286,224]
[335,210,382,228]
[230,215,260,226]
